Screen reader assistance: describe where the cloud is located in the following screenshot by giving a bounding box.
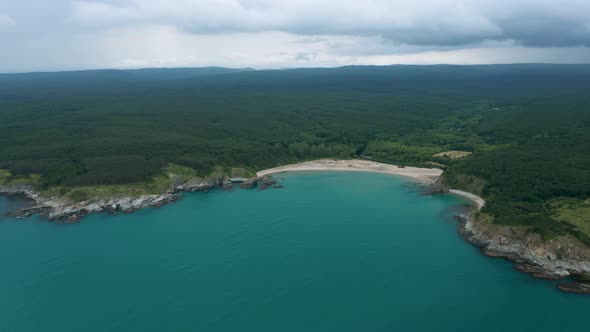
[1,0,590,72]
[358,46,590,65]
[0,13,15,28]
[69,1,139,23]
[3,24,588,74]
[68,0,590,47]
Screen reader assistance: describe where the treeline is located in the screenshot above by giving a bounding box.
[0,91,464,186]
[443,96,590,242]
[0,157,166,187]
[1,65,590,244]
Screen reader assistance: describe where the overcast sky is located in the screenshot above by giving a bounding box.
[1,0,590,72]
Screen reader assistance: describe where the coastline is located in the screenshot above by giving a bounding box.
[448,189,486,209]
[0,159,444,222]
[4,159,590,293]
[257,159,443,184]
[456,199,590,294]
[442,186,590,293]
[0,173,279,223]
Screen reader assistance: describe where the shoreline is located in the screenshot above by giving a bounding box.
[0,174,278,222]
[257,159,443,184]
[4,159,590,293]
[0,159,474,222]
[447,189,486,209]
[0,159,483,221]
[457,203,590,294]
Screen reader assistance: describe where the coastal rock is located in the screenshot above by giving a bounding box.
[0,183,38,200]
[180,177,218,192]
[429,175,450,194]
[514,264,562,280]
[558,282,590,294]
[43,194,181,222]
[2,172,274,222]
[240,177,258,189]
[222,176,232,189]
[257,175,276,190]
[460,210,590,281]
[4,188,180,223]
[239,176,281,190]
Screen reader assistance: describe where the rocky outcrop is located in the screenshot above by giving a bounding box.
[459,209,590,291]
[558,282,590,294]
[5,191,181,223]
[0,183,37,199]
[429,175,449,194]
[2,174,279,222]
[177,175,235,191]
[51,194,180,222]
[239,175,279,190]
[240,177,258,189]
[222,176,232,189]
[257,175,277,189]
[178,177,220,192]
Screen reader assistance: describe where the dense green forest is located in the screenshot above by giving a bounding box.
[1,65,589,244]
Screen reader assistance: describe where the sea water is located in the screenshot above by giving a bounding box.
[0,172,588,331]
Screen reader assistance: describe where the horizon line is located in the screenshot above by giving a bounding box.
[2,62,590,76]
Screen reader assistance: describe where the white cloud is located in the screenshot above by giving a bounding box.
[0,13,15,28]
[4,25,587,73]
[69,1,139,23]
[1,0,590,72]
[357,46,590,65]
[68,0,590,47]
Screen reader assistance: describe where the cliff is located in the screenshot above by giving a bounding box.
[460,210,590,293]
[1,174,276,223]
[435,173,590,293]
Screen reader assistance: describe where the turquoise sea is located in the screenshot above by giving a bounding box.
[0,172,588,331]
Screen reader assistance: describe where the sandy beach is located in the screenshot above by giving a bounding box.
[257,159,488,209]
[448,189,486,209]
[257,159,443,184]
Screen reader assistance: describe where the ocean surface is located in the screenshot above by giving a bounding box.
[0,172,588,331]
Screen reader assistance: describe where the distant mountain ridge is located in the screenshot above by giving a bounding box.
[0,66,254,81]
[1,64,590,100]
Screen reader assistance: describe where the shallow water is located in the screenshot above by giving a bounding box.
[0,172,588,331]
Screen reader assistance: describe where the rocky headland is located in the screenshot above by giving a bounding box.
[431,174,590,293]
[1,174,277,223]
[457,210,590,294]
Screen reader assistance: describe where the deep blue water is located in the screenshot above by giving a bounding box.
[0,172,588,331]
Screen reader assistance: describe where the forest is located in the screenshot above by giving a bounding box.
[1,64,589,243]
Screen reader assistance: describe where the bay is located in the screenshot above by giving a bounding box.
[0,172,587,331]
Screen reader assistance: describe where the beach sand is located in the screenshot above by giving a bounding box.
[257,159,443,184]
[448,189,486,209]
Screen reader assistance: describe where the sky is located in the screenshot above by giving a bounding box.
[1,0,590,72]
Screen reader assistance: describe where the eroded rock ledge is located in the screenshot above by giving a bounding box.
[430,176,590,294]
[457,209,590,294]
[1,175,277,223]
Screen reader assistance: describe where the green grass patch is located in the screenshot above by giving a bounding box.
[230,167,254,178]
[163,163,199,177]
[43,174,173,202]
[551,198,590,236]
[0,169,11,183]
[365,141,443,165]
[0,169,41,187]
